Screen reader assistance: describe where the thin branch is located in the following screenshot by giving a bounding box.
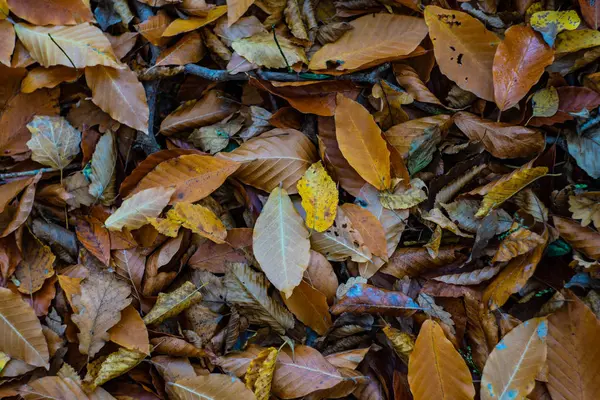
[0,165,78,182]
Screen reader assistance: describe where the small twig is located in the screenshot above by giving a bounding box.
[272,25,292,72]
[48,34,78,71]
[0,165,78,182]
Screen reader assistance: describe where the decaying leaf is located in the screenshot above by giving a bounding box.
[85,346,147,389]
[26,116,81,171]
[169,374,256,400]
[143,281,203,326]
[166,202,227,244]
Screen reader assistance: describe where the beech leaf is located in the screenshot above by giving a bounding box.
[143,281,203,326]
[297,161,338,232]
[105,187,176,231]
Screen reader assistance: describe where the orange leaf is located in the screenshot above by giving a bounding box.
[151,336,207,358]
[228,0,255,25]
[424,5,501,101]
[282,280,332,335]
[162,6,227,37]
[135,10,172,47]
[0,20,14,67]
[493,25,554,110]
[156,32,204,67]
[21,66,82,93]
[108,305,150,355]
[341,203,387,260]
[309,13,427,71]
[408,319,475,400]
[7,0,93,25]
[85,65,149,134]
[384,115,452,159]
[334,94,391,190]
[547,290,600,400]
[76,216,111,266]
[579,0,600,29]
[553,215,600,260]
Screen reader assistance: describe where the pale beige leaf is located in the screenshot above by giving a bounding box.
[14,23,121,69]
[105,187,175,231]
[225,263,294,334]
[170,374,255,400]
[254,187,310,298]
[25,115,81,170]
[85,347,147,389]
[85,65,149,133]
[0,288,49,368]
[88,130,117,205]
[19,376,88,400]
[71,271,131,357]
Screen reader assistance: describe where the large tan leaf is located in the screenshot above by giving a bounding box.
[424,6,501,101]
[553,216,600,260]
[88,130,117,205]
[309,13,427,71]
[19,376,88,400]
[310,206,373,263]
[481,317,548,400]
[14,23,121,69]
[493,25,554,111]
[217,129,317,193]
[160,90,239,136]
[7,0,93,25]
[169,374,255,400]
[282,280,331,335]
[0,288,49,368]
[408,320,475,400]
[108,305,150,355]
[253,187,310,297]
[335,94,391,190]
[105,187,175,231]
[85,66,149,133]
[547,290,600,400]
[232,32,307,69]
[128,154,239,204]
[228,0,256,25]
[272,345,343,398]
[225,263,294,334]
[71,271,131,357]
[21,66,81,93]
[454,112,544,159]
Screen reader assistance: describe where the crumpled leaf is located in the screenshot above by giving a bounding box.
[143,281,203,326]
[531,86,559,117]
[379,178,427,210]
[232,32,307,68]
[105,187,175,231]
[383,325,414,362]
[189,116,243,154]
[166,202,227,244]
[284,0,308,41]
[71,271,131,357]
[408,319,475,400]
[297,161,338,232]
[25,115,81,171]
[569,192,600,229]
[88,130,117,205]
[530,10,580,46]
[225,263,294,334]
[253,187,310,298]
[481,317,548,400]
[85,346,147,390]
[492,222,546,263]
[245,347,278,400]
[13,234,55,294]
[417,293,455,335]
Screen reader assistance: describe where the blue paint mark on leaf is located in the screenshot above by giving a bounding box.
[537,320,548,339]
[496,341,507,350]
[346,284,363,297]
[406,298,419,309]
[507,389,518,399]
[487,383,495,397]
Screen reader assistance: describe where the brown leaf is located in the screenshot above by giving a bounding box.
[553,216,600,260]
[493,25,554,110]
[108,305,150,355]
[425,6,500,101]
[7,0,93,25]
[0,287,49,368]
[393,64,443,105]
[309,13,427,71]
[105,32,138,60]
[143,281,203,326]
[1,172,41,238]
[21,66,81,94]
[189,228,253,273]
[72,271,132,357]
[76,216,110,266]
[160,90,239,136]
[135,10,173,47]
[580,0,600,29]
[493,223,546,263]
[13,233,55,294]
[433,265,503,285]
[384,115,452,160]
[151,336,206,358]
[305,250,338,303]
[283,280,332,335]
[381,246,466,279]
[85,65,149,134]
[156,32,205,67]
[529,87,600,126]
[67,99,120,134]
[547,290,600,400]
[169,374,255,400]
[19,376,88,400]
[0,20,15,67]
[127,154,239,204]
[408,320,475,400]
[454,112,544,159]
[112,247,146,300]
[217,129,317,193]
[331,283,419,316]
[341,203,387,260]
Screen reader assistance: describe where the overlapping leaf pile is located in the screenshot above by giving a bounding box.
[1,0,600,399]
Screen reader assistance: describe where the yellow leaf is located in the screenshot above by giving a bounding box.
[555,29,600,54]
[0,0,8,20]
[297,161,338,232]
[334,94,391,190]
[383,326,414,362]
[232,32,307,68]
[162,6,228,37]
[475,166,548,218]
[147,216,181,237]
[422,208,473,238]
[246,347,278,400]
[21,66,82,93]
[14,23,121,69]
[143,281,202,326]
[379,178,427,210]
[105,187,175,231]
[166,202,227,244]
[530,10,580,46]
[253,187,310,298]
[228,0,256,26]
[0,352,10,372]
[85,347,147,389]
[531,87,559,117]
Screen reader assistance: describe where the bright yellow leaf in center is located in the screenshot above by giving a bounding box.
[297,161,338,232]
[166,202,227,243]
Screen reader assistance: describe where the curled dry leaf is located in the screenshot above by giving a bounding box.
[105,187,176,231]
[76,216,110,266]
[85,347,147,389]
[492,223,546,263]
[21,66,81,94]
[481,318,548,400]
[383,325,414,362]
[245,347,278,400]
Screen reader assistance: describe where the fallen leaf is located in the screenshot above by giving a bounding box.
[71,271,131,357]
[569,192,600,229]
[135,10,173,47]
[297,161,338,232]
[166,202,227,243]
[143,281,203,326]
[341,203,387,259]
[14,23,121,69]
[232,31,307,68]
[19,376,88,400]
[579,0,600,30]
[383,326,414,362]
[151,336,206,358]
[382,246,466,279]
[425,5,501,101]
[553,216,600,260]
[335,94,391,190]
[408,320,475,400]
[6,0,93,25]
[493,222,546,262]
[0,20,14,66]
[566,128,600,179]
[228,0,256,26]
[85,346,147,389]
[105,187,175,231]
[169,374,255,400]
[85,65,149,133]
[331,283,419,316]
[162,6,228,37]
[493,25,554,111]
[481,318,548,400]
[283,280,332,335]
[531,86,559,117]
[246,347,278,400]
[21,66,81,93]
[309,13,427,71]
[108,305,149,355]
[530,10,580,46]
[13,233,55,294]
[87,131,117,205]
[76,216,110,266]
[529,87,600,126]
[0,288,49,368]
[105,32,138,59]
